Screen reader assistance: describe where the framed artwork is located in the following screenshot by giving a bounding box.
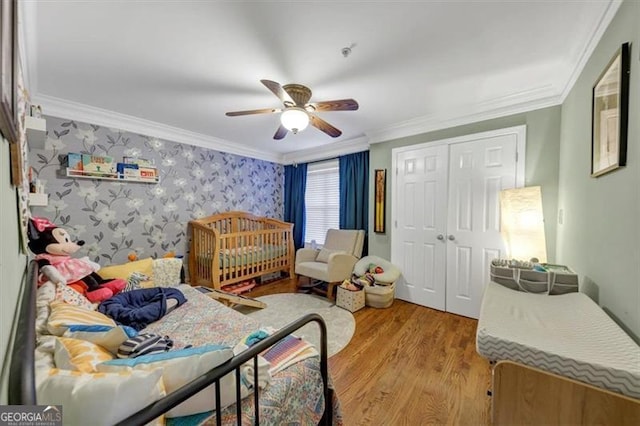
[591,42,630,177]
[374,169,386,233]
[0,0,17,144]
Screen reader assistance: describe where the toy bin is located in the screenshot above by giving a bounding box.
[336,286,365,313]
[364,282,396,308]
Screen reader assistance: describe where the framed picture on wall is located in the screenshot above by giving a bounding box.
[0,0,17,144]
[374,169,386,233]
[591,42,630,177]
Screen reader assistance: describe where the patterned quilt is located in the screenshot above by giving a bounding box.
[142,285,341,425]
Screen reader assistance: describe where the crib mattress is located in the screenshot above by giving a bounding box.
[198,245,288,268]
[477,281,640,398]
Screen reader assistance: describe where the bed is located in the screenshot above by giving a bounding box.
[477,281,640,424]
[189,211,295,290]
[10,261,338,425]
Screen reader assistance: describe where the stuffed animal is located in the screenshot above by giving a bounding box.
[27,217,126,303]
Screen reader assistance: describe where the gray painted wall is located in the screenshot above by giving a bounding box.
[369,105,562,262]
[0,140,28,404]
[557,0,639,340]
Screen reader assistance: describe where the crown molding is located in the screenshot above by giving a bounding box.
[33,94,282,163]
[281,136,370,165]
[559,0,623,102]
[19,0,38,96]
[367,88,562,145]
[366,0,621,145]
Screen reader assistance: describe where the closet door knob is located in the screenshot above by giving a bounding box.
[448,234,455,241]
[436,234,444,241]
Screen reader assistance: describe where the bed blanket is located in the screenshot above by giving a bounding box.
[144,285,342,426]
[98,287,186,331]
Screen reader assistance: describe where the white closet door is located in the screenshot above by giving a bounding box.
[392,126,524,319]
[394,144,449,311]
[445,134,518,318]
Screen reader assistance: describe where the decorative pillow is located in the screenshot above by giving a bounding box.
[98,258,154,281]
[152,258,184,287]
[316,248,347,263]
[117,333,174,358]
[124,271,150,291]
[63,324,138,355]
[54,283,95,310]
[54,337,114,373]
[47,302,116,336]
[98,344,234,418]
[36,368,165,426]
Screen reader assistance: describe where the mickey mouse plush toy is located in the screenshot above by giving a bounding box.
[28,217,126,303]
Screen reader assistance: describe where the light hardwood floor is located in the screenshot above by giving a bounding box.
[246,279,492,425]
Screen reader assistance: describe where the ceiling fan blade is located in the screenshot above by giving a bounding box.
[261,80,295,105]
[310,99,359,112]
[273,125,288,140]
[309,114,342,138]
[225,107,280,117]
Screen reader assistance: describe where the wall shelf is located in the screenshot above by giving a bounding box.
[28,192,48,207]
[26,116,47,149]
[65,168,159,184]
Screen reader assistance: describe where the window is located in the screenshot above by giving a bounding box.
[305,160,339,245]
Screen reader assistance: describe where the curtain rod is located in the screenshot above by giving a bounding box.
[290,149,368,167]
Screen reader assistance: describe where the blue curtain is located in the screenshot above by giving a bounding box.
[339,151,369,232]
[284,163,308,250]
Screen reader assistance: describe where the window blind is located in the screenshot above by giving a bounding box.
[305,159,339,245]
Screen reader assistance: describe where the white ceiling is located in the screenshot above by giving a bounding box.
[23,1,619,164]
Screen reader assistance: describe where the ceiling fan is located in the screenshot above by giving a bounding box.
[225,80,359,140]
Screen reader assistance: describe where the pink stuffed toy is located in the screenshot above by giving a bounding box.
[27,217,126,303]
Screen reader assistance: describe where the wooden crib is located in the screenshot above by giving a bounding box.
[189,211,295,289]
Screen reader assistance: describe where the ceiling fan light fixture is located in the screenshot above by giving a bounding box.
[280,107,309,134]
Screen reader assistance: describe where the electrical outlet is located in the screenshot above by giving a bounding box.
[558,208,564,225]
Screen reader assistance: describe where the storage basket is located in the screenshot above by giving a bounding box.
[489,263,578,295]
[364,282,396,308]
[336,286,365,312]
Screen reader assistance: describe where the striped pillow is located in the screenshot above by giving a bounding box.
[117,334,174,359]
[47,302,116,336]
[54,337,114,373]
[63,325,138,355]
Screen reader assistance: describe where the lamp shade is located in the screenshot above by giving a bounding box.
[280,107,309,134]
[499,186,547,262]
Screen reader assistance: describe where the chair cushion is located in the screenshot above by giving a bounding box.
[323,229,364,257]
[295,262,330,282]
[316,248,347,263]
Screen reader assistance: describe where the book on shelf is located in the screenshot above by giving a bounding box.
[81,154,116,176]
[67,153,83,171]
[117,163,140,178]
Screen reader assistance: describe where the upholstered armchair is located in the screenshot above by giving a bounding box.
[295,229,365,299]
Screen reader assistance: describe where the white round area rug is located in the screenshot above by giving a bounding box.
[236,293,355,357]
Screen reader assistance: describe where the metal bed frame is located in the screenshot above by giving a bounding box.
[9,261,332,425]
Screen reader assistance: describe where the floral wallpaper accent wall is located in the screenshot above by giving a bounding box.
[29,116,284,266]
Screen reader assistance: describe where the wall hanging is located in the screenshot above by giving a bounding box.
[374,169,386,233]
[591,42,630,177]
